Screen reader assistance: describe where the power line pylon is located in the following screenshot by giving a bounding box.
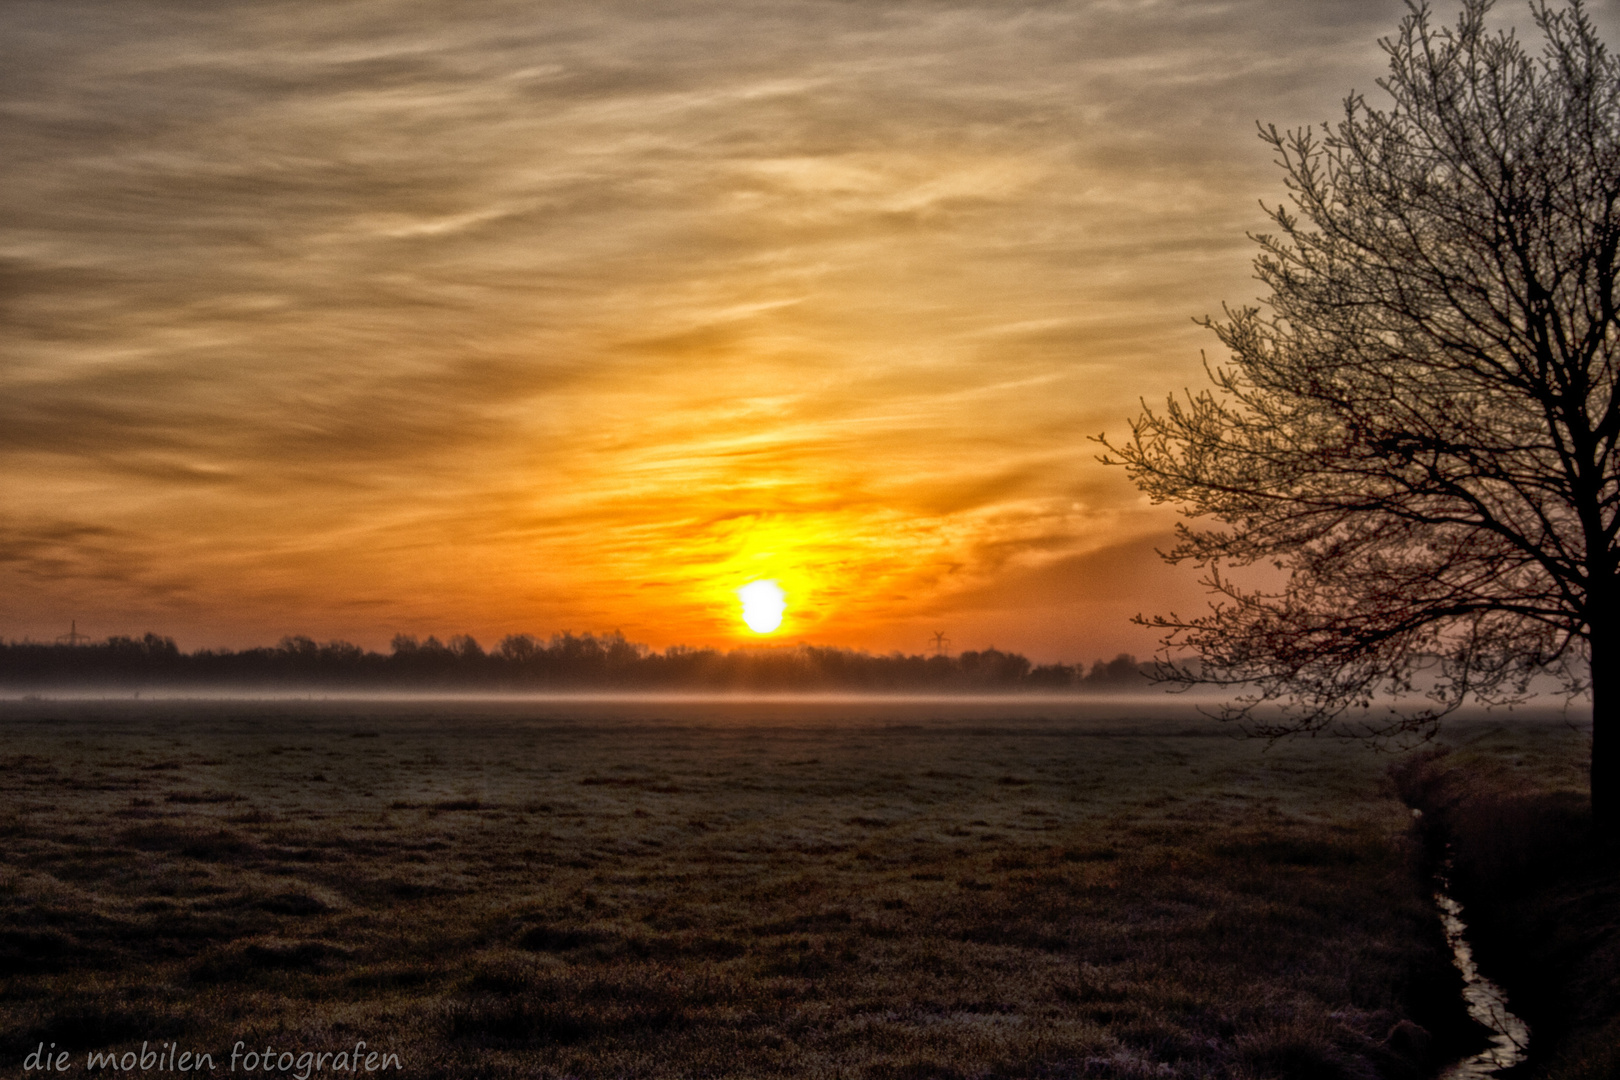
[56,620,90,646]
[930,630,951,657]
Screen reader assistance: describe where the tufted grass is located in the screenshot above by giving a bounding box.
[0,698,1581,1078]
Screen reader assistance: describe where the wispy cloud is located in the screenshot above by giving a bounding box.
[1,0,1413,657]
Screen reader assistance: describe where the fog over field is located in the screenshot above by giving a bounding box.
[5,0,1617,1075]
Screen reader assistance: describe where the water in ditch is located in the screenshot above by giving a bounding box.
[1435,860,1531,1079]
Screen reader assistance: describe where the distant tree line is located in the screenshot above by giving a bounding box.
[0,631,1155,692]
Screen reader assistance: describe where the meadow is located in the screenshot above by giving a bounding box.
[0,697,1589,1079]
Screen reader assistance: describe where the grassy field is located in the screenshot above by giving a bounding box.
[1390,722,1614,1080]
[0,697,1585,1079]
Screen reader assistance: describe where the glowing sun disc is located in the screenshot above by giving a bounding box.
[738,579,786,633]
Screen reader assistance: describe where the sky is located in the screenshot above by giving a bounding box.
[8,0,1589,661]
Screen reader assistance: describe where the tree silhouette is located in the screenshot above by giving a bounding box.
[1102,1,1620,827]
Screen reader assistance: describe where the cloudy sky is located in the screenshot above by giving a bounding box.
[7,0,1560,659]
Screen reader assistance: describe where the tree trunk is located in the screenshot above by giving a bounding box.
[1593,621,1617,843]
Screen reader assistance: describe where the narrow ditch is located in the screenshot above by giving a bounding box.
[1434,853,1530,1079]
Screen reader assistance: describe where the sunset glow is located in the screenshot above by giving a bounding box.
[0,0,1460,660]
[738,580,787,635]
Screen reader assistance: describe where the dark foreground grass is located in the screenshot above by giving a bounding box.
[0,699,1565,1079]
[1393,727,1619,1080]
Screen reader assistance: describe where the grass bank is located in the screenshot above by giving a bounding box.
[1391,724,1618,1080]
[0,699,1498,1078]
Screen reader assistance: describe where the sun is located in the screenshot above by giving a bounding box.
[738,579,786,634]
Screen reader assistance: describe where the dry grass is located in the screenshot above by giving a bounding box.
[1390,723,1615,1080]
[0,698,1580,1079]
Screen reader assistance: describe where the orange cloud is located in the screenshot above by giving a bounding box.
[0,0,1412,661]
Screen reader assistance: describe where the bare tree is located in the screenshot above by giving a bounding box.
[1101,0,1620,828]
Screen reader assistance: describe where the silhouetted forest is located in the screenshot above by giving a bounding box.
[0,632,1154,692]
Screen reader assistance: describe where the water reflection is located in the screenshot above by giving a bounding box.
[1436,863,1530,1079]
